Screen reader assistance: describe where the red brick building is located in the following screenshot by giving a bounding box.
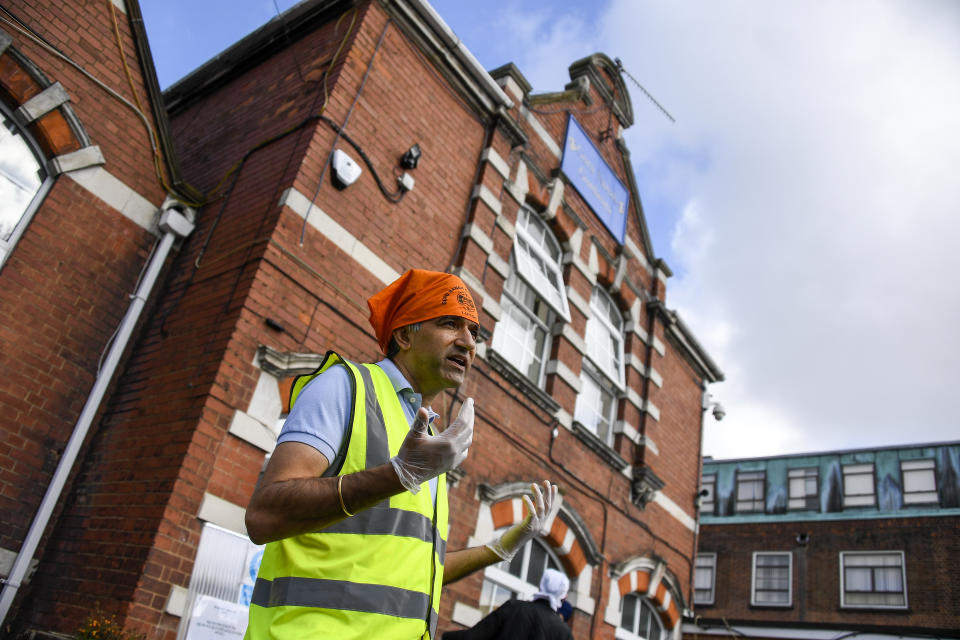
[0,1,722,638]
[688,442,960,640]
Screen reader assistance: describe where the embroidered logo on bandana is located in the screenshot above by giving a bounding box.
[442,286,476,315]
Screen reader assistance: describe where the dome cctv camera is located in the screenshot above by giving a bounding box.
[711,403,726,421]
[331,149,362,189]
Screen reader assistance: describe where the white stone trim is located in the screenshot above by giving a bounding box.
[451,602,482,628]
[15,82,69,123]
[624,353,662,388]
[464,223,494,255]
[624,320,649,344]
[280,187,399,285]
[640,435,659,456]
[653,336,666,356]
[487,251,510,278]
[111,0,127,12]
[505,161,528,205]
[228,409,277,453]
[652,492,696,531]
[624,236,651,274]
[480,147,510,179]
[165,585,188,617]
[65,163,158,232]
[519,105,562,158]
[497,75,526,103]
[558,323,586,355]
[613,420,639,444]
[626,387,643,411]
[197,492,247,535]
[554,408,573,429]
[565,285,591,318]
[644,399,661,422]
[52,146,106,175]
[472,183,503,216]
[546,359,582,392]
[495,212,516,239]
[648,366,663,388]
[545,179,564,217]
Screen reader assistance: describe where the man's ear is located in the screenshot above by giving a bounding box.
[393,325,413,351]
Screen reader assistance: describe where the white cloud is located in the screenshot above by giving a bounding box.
[598,0,960,458]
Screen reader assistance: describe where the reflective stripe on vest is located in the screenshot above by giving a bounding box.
[246,353,448,640]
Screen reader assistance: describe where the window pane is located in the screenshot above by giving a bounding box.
[845,474,874,495]
[479,579,516,617]
[620,593,637,632]
[585,287,624,385]
[526,541,547,587]
[694,554,715,604]
[507,546,525,578]
[513,211,568,319]
[874,567,903,592]
[845,567,872,591]
[1,114,46,243]
[493,288,550,385]
[842,553,906,608]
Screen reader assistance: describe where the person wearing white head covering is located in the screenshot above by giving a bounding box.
[442,568,574,639]
[533,569,570,612]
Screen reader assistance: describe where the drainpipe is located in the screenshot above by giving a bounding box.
[0,204,195,624]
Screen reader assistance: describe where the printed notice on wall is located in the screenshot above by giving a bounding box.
[186,594,249,640]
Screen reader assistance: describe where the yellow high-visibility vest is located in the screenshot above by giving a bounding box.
[246,352,447,640]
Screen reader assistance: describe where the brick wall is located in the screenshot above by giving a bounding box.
[696,515,960,632]
[0,0,173,632]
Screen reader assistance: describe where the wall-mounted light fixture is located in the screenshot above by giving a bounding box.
[401,143,421,170]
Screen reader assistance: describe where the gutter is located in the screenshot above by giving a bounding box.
[124,0,203,203]
[0,206,195,624]
[402,0,513,111]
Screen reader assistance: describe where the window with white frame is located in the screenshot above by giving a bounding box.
[478,538,563,617]
[491,209,570,387]
[788,467,819,510]
[617,593,664,640]
[699,474,716,515]
[842,463,875,507]
[736,470,765,513]
[901,459,937,505]
[840,551,907,608]
[574,287,624,446]
[751,552,792,606]
[694,553,716,605]
[1,103,52,267]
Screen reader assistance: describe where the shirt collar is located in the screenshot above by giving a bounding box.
[378,358,438,422]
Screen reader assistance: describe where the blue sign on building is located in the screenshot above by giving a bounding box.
[561,115,629,243]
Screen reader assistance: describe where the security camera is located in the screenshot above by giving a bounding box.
[331,149,362,189]
[711,403,726,421]
[796,532,810,546]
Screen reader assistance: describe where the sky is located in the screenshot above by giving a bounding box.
[140,0,960,460]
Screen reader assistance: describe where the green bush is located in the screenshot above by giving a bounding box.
[75,615,145,640]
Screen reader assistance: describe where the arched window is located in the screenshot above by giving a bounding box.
[479,538,564,616]
[0,102,52,266]
[618,593,664,640]
[491,208,570,387]
[574,287,624,445]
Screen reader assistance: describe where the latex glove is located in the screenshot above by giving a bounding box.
[390,398,474,494]
[486,481,561,560]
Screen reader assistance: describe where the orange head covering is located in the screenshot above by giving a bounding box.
[368,269,479,354]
